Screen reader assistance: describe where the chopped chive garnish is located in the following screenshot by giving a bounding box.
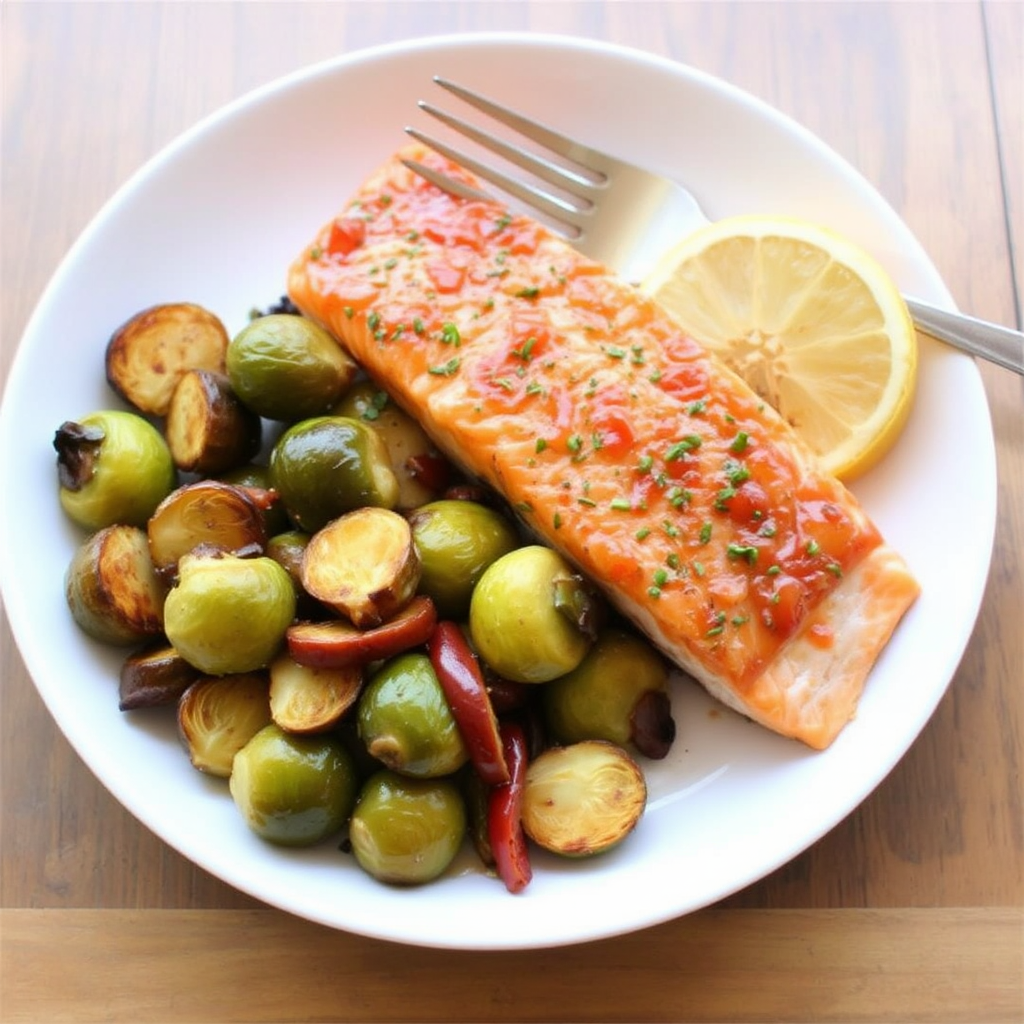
[727,543,759,564]
[428,357,461,376]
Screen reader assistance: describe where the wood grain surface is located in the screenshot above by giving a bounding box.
[1,2,1021,1022]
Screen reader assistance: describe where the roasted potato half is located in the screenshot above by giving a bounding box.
[106,302,230,417]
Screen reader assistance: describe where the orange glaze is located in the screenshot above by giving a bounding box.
[289,145,918,747]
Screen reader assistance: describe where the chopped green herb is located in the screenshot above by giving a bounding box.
[604,345,627,359]
[535,438,548,454]
[636,454,654,474]
[413,317,425,335]
[567,434,583,454]
[428,357,461,377]
[664,435,702,461]
[577,496,597,507]
[699,521,713,544]
[766,564,782,576]
[367,311,381,331]
[610,498,632,511]
[730,431,750,453]
[714,486,736,510]
[513,336,537,361]
[687,399,707,416]
[806,540,821,556]
[515,286,540,299]
[635,526,651,541]
[440,322,461,346]
[647,585,662,599]
[727,543,759,564]
[724,459,751,486]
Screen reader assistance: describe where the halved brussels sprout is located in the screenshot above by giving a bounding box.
[226,314,357,422]
[230,723,358,846]
[163,551,296,675]
[55,411,176,531]
[543,629,675,759]
[268,652,362,734]
[105,302,230,417]
[147,480,268,580]
[357,652,468,778]
[65,524,167,645]
[119,642,200,711]
[300,507,419,629]
[348,770,466,885]
[269,416,398,533]
[177,672,272,777]
[468,546,597,683]
[521,740,647,857]
[408,500,520,619]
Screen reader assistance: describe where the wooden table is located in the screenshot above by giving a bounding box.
[2,3,1021,1021]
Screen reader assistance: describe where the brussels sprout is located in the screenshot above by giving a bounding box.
[300,507,419,628]
[147,481,268,580]
[219,463,290,538]
[269,416,398,533]
[65,524,167,645]
[521,740,647,857]
[268,652,362,734]
[119,642,199,711]
[165,369,262,475]
[357,652,468,778]
[348,770,466,885]
[163,551,296,675]
[226,314,357,422]
[408,500,520,619]
[177,672,272,777]
[54,411,176,531]
[543,629,676,759]
[333,382,451,508]
[469,546,597,683]
[105,302,229,417]
[230,724,358,846]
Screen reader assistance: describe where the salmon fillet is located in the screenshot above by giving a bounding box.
[287,144,920,749]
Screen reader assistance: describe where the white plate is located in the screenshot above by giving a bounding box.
[0,34,996,950]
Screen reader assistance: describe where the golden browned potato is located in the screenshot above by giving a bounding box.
[106,302,230,416]
[165,369,262,475]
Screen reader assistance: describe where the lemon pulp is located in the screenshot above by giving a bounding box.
[641,215,918,481]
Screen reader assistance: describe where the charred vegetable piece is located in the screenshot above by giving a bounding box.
[487,721,532,894]
[269,416,398,533]
[521,741,647,857]
[408,500,520,619]
[226,314,357,422]
[147,480,268,580]
[268,652,362,734]
[357,652,468,778]
[119,642,200,711]
[301,507,419,629]
[106,302,230,417]
[219,463,290,538]
[230,723,359,846]
[543,630,676,759]
[55,411,176,531]
[65,524,167,646]
[165,369,262,475]
[333,382,451,509]
[469,546,597,683]
[286,595,437,669]
[427,622,509,787]
[348,770,466,885]
[163,551,296,675]
[177,672,272,777]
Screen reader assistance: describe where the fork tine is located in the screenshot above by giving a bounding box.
[417,99,597,199]
[432,76,608,181]
[404,125,588,235]
[400,158,492,203]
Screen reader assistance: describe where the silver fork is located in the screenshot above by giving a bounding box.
[405,76,1023,376]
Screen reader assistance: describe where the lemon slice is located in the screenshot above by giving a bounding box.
[641,215,918,481]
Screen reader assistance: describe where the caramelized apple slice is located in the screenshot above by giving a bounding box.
[286,595,437,669]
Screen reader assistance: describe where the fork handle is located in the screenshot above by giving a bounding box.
[903,297,1023,375]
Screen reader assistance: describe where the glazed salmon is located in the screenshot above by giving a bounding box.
[288,145,919,749]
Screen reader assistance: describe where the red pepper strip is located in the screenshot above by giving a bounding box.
[488,721,532,894]
[427,622,510,787]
